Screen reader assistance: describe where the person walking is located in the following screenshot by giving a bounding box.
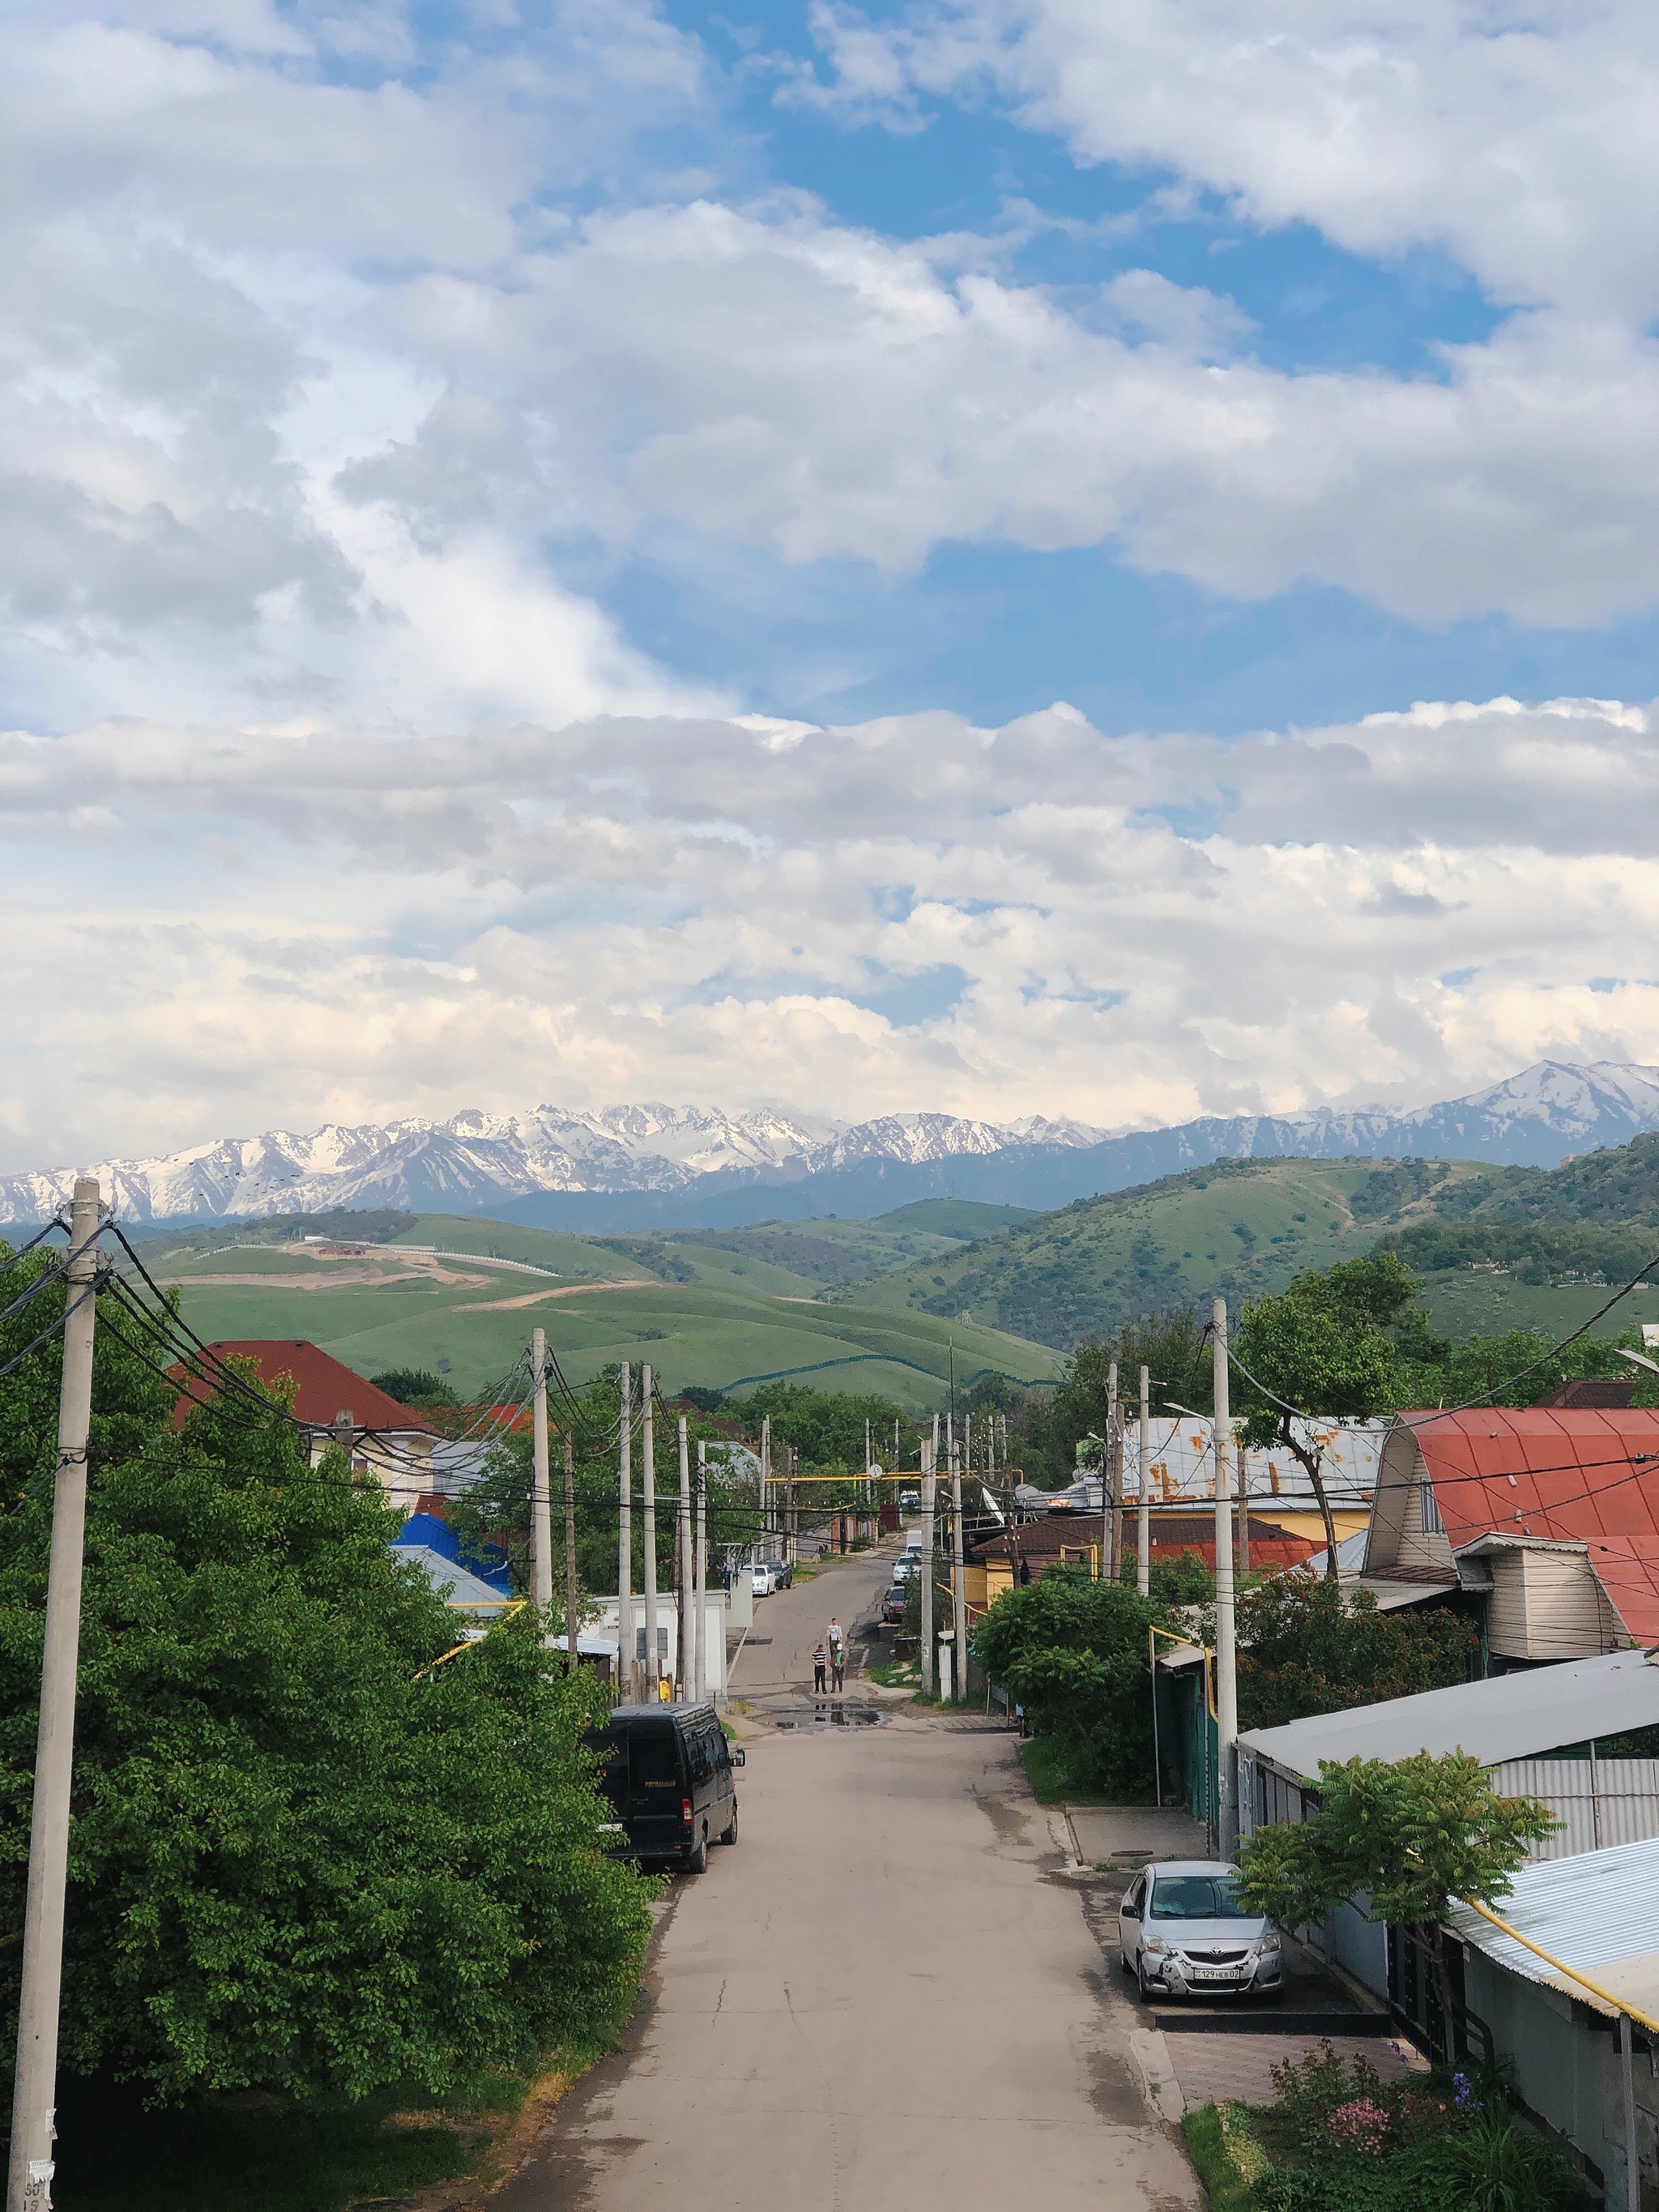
[812,1640,828,1694]
[831,1642,847,1693]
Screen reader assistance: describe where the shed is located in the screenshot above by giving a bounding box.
[1239,1650,1659,2010]
[1444,1836,1659,2207]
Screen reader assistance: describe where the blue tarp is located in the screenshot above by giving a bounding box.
[391,1510,513,1594]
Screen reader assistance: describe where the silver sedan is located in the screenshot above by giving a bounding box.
[1117,1860,1284,2002]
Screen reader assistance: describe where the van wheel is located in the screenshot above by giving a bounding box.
[687,1833,708,1875]
[720,1801,738,1846]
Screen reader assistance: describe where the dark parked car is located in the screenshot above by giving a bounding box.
[881,1582,908,1626]
[588,1702,744,1873]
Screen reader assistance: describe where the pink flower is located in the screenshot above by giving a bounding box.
[1328,2098,1392,2156]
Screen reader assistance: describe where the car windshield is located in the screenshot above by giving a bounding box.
[1149,1876,1251,1920]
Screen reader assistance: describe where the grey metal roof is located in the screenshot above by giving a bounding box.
[1239,1649,1659,1781]
[1445,1834,1659,2021]
[399,1544,514,1611]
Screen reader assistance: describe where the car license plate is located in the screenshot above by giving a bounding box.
[1192,1967,1242,1982]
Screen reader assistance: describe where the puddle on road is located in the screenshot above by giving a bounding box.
[773,1702,885,1732]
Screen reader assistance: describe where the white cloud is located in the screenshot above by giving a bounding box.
[790,0,1659,321]
[4,694,1659,1168]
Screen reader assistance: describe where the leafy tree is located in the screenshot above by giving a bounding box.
[448,1369,761,1596]
[1021,1308,1214,1488]
[971,1570,1175,1796]
[0,1369,653,2103]
[369,1368,459,1409]
[1394,1322,1659,1411]
[1233,1254,1429,1577]
[736,1382,911,1470]
[1235,1571,1477,1730]
[1236,1752,1557,2039]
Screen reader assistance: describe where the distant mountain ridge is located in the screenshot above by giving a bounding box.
[5,1060,1658,1231]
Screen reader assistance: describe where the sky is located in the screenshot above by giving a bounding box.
[5,0,1659,1169]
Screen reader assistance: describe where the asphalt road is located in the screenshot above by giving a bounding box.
[730,1543,898,1706]
[497,1575,1201,2212]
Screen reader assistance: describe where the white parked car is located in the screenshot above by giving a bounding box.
[751,1564,775,1596]
[1116,1861,1283,2002]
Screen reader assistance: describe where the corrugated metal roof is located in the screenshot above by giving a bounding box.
[1239,1648,1659,1779]
[1139,1416,1383,1508]
[399,1544,513,1611]
[1445,1834,1659,2021]
[1407,1409,1659,1642]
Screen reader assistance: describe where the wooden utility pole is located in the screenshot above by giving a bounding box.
[9,1178,100,2212]
[563,1430,579,1676]
[642,1366,658,1698]
[617,1362,633,1702]
[676,1416,692,1699]
[530,1327,553,1617]
[1137,1364,1151,1599]
[1213,1300,1239,1860]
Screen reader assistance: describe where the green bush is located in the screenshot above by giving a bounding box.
[972,1569,1172,1796]
[0,1377,655,2105]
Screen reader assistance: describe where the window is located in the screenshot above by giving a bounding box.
[635,1625,671,1660]
[1420,1483,1444,1534]
[1149,1876,1251,1920]
[627,1727,680,1787]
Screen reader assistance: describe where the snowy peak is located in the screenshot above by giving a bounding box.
[7,1061,1659,1227]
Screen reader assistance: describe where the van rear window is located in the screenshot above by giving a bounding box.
[628,1727,681,1785]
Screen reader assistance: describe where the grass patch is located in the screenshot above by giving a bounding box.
[1018,1734,1132,1807]
[48,2050,588,2212]
[867,1659,919,1688]
[1182,2104,1254,2212]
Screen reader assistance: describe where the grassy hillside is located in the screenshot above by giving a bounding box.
[843,1149,1659,1351]
[141,1218,1061,1408]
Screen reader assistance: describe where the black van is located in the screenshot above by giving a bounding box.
[589,1702,744,1873]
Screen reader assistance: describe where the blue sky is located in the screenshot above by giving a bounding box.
[6,0,1659,1169]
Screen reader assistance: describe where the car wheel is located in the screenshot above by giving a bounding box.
[1136,1958,1154,2002]
[1119,1948,1133,1977]
[687,1831,709,1875]
[720,1800,738,1846]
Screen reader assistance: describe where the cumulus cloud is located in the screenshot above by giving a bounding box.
[789,0,1659,320]
[4,695,1659,1168]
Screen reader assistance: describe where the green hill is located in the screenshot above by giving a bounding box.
[139,1214,1062,1409]
[841,1143,1659,1352]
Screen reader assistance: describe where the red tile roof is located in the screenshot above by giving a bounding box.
[970,1512,1324,1574]
[1407,1408,1659,1642]
[172,1341,437,1435]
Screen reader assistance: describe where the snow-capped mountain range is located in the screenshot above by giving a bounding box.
[5,1061,1658,1232]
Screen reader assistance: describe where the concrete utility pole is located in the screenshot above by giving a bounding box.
[676,1416,692,1700]
[760,1415,770,1550]
[530,1327,553,1618]
[9,1176,100,2212]
[1137,1364,1152,1599]
[693,1441,707,1702]
[618,1363,633,1702]
[642,1367,659,1699]
[949,1424,966,1702]
[1102,1357,1119,1585]
[1213,1299,1239,1860]
[920,1427,937,1697]
[563,1431,579,1677]
[785,1447,795,1568]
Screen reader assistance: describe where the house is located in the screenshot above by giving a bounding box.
[1129,1414,1384,1549]
[1444,1834,1659,2207]
[962,1510,1327,1612]
[173,1339,441,1508]
[1363,1407,1659,1665]
[1235,1649,1659,2011]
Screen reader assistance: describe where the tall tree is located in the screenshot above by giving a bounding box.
[1235,1752,1556,2044]
[1232,1253,1427,1577]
